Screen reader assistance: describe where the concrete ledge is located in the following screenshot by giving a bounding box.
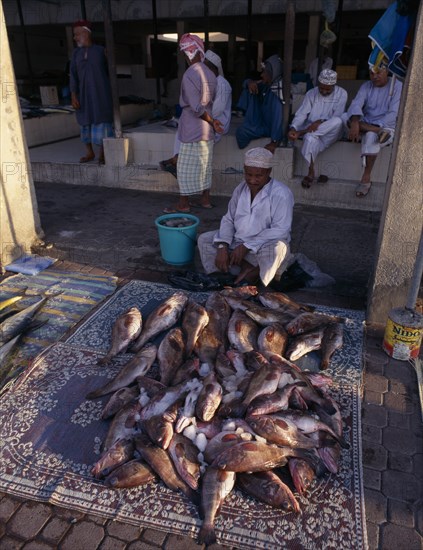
[293,140,392,184]
[25,104,154,147]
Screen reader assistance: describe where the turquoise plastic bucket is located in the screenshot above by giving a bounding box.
[155,213,200,265]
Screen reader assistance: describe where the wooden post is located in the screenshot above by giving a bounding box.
[103,0,122,138]
[283,0,295,143]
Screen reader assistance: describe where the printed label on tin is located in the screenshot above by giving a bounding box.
[383,317,423,360]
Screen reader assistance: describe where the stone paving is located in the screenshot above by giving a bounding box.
[0,181,422,549]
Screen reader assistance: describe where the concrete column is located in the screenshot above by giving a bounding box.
[367,4,423,324]
[0,2,43,271]
[304,15,320,71]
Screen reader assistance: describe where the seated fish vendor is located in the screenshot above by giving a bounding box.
[197,147,294,286]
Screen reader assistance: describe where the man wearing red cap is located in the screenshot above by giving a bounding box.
[70,20,113,164]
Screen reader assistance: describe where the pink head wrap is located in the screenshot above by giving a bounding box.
[179,33,205,62]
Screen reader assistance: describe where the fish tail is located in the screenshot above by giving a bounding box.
[198,522,217,546]
[86,389,102,400]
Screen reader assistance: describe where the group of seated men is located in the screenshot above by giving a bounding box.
[236,56,402,198]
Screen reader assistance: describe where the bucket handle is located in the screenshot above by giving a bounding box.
[179,230,197,245]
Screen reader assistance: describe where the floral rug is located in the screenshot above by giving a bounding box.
[0,281,368,549]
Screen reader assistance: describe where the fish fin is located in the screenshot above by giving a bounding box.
[198,523,217,546]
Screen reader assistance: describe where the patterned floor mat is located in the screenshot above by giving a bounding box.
[0,280,367,549]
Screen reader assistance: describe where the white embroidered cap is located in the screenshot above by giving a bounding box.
[244,147,274,169]
[318,69,337,85]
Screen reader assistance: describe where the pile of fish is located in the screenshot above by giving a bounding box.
[0,289,49,389]
[88,287,346,545]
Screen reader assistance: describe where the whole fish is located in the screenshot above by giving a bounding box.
[212,440,314,472]
[139,380,190,421]
[168,433,201,490]
[246,383,301,417]
[137,376,165,396]
[181,299,209,357]
[304,372,334,391]
[87,343,157,399]
[312,393,344,438]
[237,471,301,513]
[134,434,199,504]
[175,378,204,433]
[131,291,188,352]
[222,295,251,312]
[257,323,288,356]
[0,319,46,371]
[225,350,249,378]
[317,432,342,474]
[220,286,258,299]
[0,296,47,346]
[142,400,179,450]
[198,467,236,546]
[103,400,140,451]
[157,327,185,386]
[203,430,253,464]
[273,410,347,449]
[171,357,200,386]
[98,307,142,365]
[195,372,222,422]
[247,414,316,449]
[216,394,246,419]
[215,352,236,380]
[285,312,344,336]
[286,328,325,362]
[205,292,232,337]
[0,289,26,311]
[242,360,282,407]
[194,308,225,366]
[288,458,316,494]
[320,322,344,370]
[104,458,156,488]
[91,437,135,479]
[258,291,315,312]
[101,386,139,419]
[243,303,297,327]
[227,310,258,352]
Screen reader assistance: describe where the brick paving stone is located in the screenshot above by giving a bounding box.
[384,392,415,414]
[362,403,388,428]
[365,521,380,550]
[50,506,84,522]
[363,467,382,490]
[0,535,24,549]
[21,541,54,550]
[384,362,417,387]
[139,528,166,547]
[127,541,156,549]
[0,496,21,523]
[85,513,108,526]
[0,523,6,538]
[388,410,411,429]
[362,423,382,444]
[59,522,105,550]
[7,502,51,540]
[414,454,423,481]
[383,426,418,454]
[416,504,423,537]
[364,371,389,394]
[106,520,141,541]
[362,440,388,470]
[388,451,414,473]
[163,534,204,550]
[364,357,387,375]
[363,389,383,406]
[387,499,415,528]
[40,517,71,543]
[379,522,423,550]
[99,536,127,550]
[364,488,387,524]
[382,470,422,503]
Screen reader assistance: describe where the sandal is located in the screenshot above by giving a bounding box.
[79,155,95,163]
[356,182,371,197]
[301,176,314,188]
[317,174,329,184]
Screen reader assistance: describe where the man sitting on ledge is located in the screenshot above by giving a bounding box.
[235,55,284,154]
[287,69,347,188]
[197,147,294,287]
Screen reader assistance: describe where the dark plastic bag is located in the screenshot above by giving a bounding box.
[168,271,236,292]
[269,260,313,292]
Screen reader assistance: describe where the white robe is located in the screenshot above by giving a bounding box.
[291,86,347,165]
[198,178,294,286]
